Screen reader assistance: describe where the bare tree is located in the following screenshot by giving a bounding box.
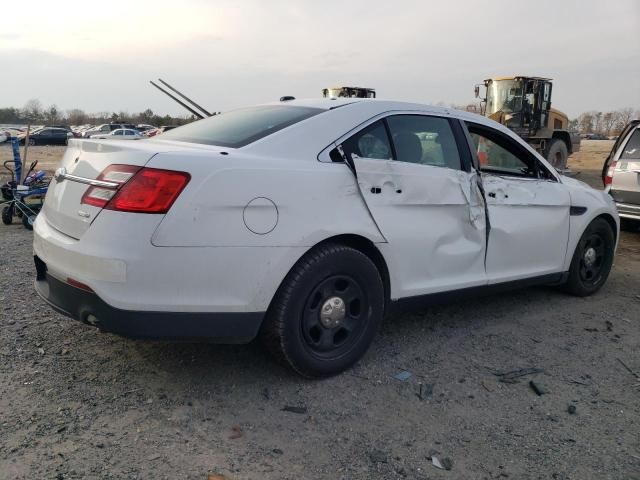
[602,111,617,136]
[44,105,61,125]
[66,108,87,125]
[578,112,594,134]
[23,98,43,122]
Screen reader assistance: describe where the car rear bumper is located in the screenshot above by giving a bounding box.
[615,201,640,220]
[34,256,264,342]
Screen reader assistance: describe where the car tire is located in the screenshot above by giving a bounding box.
[28,138,36,146]
[564,218,615,297]
[262,243,385,378]
[2,205,13,225]
[547,139,568,170]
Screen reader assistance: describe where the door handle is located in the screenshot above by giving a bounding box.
[370,187,381,194]
[488,191,496,198]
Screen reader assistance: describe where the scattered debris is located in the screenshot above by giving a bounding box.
[369,449,388,463]
[567,405,576,415]
[282,405,307,414]
[584,327,599,332]
[394,371,412,382]
[616,358,639,379]
[262,388,270,400]
[417,382,433,400]
[605,320,613,331]
[481,381,493,393]
[529,381,546,396]
[37,347,45,355]
[272,448,283,455]
[431,456,453,470]
[229,426,242,439]
[493,367,543,384]
[147,453,161,461]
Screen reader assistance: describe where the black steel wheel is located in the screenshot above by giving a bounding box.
[262,243,384,377]
[565,218,615,296]
[2,205,13,225]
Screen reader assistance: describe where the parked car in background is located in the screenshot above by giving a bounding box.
[603,120,640,230]
[89,128,143,140]
[82,123,137,138]
[20,127,72,146]
[34,99,618,377]
[136,124,156,132]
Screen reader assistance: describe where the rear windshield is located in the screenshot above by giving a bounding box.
[621,129,640,160]
[159,105,323,148]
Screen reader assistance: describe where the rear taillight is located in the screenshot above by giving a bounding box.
[81,165,190,214]
[604,161,617,186]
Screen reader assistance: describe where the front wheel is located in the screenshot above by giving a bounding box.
[547,139,568,170]
[28,138,36,146]
[262,243,385,377]
[564,218,615,296]
[2,205,13,225]
[22,213,36,230]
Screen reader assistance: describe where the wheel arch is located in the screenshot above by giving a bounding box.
[267,234,391,316]
[594,212,618,245]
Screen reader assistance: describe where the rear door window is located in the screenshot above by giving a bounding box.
[160,105,323,148]
[341,120,392,160]
[386,115,461,169]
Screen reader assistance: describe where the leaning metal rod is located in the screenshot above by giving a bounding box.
[149,81,205,119]
[157,78,212,117]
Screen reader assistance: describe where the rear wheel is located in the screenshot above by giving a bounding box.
[2,205,13,225]
[564,218,615,296]
[547,139,568,170]
[262,243,384,377]
[28,138,36,146]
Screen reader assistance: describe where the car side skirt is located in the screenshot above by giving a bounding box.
[390,272,568,312]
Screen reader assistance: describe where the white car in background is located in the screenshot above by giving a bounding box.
[89,128,143,140]
[34,99,618,377]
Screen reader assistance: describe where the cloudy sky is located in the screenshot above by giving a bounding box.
[1,0,638,118]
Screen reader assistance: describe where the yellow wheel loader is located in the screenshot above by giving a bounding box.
[475,76,580,170]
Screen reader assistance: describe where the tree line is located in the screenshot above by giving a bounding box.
[569,108,638,136]
[0,99,197,127]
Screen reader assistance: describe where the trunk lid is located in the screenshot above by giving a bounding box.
[43,139,164,239]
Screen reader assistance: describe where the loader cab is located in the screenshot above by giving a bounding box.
[478,76,552,138]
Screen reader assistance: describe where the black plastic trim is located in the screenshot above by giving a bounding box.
[390,272,568,312]
[34,270,264,343]
[569,206,587,216]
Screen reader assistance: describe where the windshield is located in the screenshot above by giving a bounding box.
[159,105,323,148]
[486,79,524,114]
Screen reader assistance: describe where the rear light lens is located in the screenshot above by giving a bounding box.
[81,165,190,214]
[604,161,617,186]
[81,164,141,208]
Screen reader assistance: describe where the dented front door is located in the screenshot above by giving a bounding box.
[482,175,570,282]
[352,157,487,298]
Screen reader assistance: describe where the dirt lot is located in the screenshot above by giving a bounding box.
[1,141,639,479]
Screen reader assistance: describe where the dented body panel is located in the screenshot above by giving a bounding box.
[33,98,619,338]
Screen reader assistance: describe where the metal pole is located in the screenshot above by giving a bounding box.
[22,124,30,183]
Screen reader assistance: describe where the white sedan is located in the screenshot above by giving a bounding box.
[89,128,143,140]
[33,99,618,377]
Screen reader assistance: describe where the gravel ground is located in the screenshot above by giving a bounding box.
[1,141,639,479]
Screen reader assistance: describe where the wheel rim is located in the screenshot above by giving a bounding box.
[301,275,368,358]
[579,233,606,286]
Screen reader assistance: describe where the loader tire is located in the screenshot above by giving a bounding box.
[547,139,568,170]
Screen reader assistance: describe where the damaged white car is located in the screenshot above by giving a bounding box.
[33,99,618,377]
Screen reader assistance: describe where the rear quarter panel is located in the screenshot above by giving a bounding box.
[148,151,384,248]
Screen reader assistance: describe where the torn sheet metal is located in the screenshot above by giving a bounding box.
[353,157,487,297]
